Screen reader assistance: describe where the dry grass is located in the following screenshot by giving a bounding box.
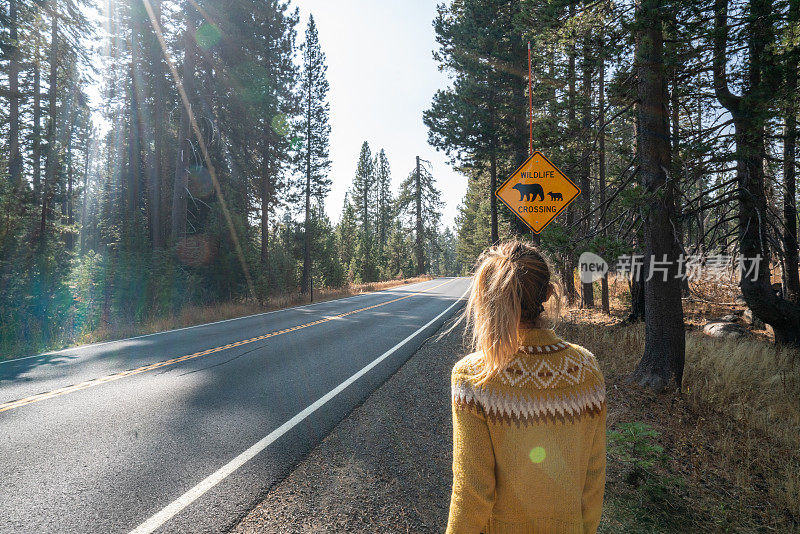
[557,292,800,531]
[55,276,434,355]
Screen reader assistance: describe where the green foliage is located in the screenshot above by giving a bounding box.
[608,422,666,475]
[607,422,687,522]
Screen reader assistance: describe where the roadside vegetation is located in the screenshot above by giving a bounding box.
[560,276,800,532]
[0,275,432,360]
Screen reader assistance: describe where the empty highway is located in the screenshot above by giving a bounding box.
[0,277,470,533]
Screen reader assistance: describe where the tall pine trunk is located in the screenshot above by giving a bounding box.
[564,0,577,304]
[41,2,59,237]
[415,156,424,274]
[171,5,197,243]
[580,38,594,308]
[260,142,271,293]
[301,79,312,295]
[629,0,685,390]
[783,0,800,303]
[80,131,90,254]
[146,0,164,249]
[33,39,42,201]
[714,0,800,345]
[598,39,610,314]
[8,0,22,190]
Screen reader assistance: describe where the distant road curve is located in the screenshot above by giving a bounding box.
[0,277,471,534]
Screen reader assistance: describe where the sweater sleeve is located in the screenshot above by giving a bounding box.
[446,372,496,534]
[581,402,607,534]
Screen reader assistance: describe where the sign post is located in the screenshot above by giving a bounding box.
[495,151,580,234]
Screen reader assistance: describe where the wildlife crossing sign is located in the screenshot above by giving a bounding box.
[495,151,580,233]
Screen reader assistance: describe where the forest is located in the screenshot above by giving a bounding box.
[0,0,458,357]
[426,0,800,390]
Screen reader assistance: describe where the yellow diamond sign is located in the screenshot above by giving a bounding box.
[495,151,580,234]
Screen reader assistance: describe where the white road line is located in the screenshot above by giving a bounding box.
[128,283,470,534]
[1,278,450,364]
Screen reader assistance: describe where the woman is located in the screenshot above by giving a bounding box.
[447,241,606,534]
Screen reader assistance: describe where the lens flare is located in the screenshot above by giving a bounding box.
[529,446,546,463]
[271,114,289,136]
[176,235,218,267]
[187,165,213,198]
[195,22,221,50]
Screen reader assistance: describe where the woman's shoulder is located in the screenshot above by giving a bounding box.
[562,340,596,359]
[452,352,482,379]
[561,340,605,381]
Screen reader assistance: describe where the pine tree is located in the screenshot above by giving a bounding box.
[296,14,331,295]
[349,141,377,281]
[374,148,393,262]
[337,192,358,282]
[397,157,443,275]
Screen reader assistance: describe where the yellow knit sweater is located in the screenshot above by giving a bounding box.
[447,327,606,534]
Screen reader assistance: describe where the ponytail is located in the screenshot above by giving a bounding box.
[462,241,559,386]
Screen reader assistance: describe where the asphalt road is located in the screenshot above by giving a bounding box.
[0,277,470,534]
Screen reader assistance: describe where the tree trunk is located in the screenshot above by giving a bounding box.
[301,83,312,294]
[629,0,685,390]
[33,39,42,201]
[489,149,499,245]
[628,271,646,322]
[128,56,141,236]
[783,0,800,303]
[415,156,424,274]
[598,40,610,314]
[8,0,22,190]
[564,0,577,305]
[41,2,59,237]
[147,0,164,249]
[260,142,271,294]
[714,0,800,345]
[171,5,197,243]
[580,38,594,308]
[67,116,74,250]
[80,132,90,255]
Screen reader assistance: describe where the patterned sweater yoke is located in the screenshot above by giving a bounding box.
[446,328,607,534]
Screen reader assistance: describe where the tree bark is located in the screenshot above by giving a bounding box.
[783,0,800,303]
[301,79,313,294]
[598,38,610,314]
[714,0,800,345]
[580,37,594,308]
[41,2,59,237]
[171,4,197,243]
[489,148,499,245]
[415,156,424,274]
[564,0,577,305]
[33,38,42,201]
[80,130,90,254]
[8,0,22,190]
[146,0,164,249]
[260,141,271,294]
[629,0,685,391]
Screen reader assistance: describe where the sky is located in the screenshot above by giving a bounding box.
[290,0,464,228]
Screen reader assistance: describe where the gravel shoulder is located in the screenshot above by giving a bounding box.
[230,319,466,533]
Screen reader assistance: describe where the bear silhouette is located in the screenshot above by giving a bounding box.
[548,191,563,201]
[512,182,544,202]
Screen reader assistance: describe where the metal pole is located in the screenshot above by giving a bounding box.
[528,41,533,156]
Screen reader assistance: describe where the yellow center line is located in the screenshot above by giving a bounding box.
[0,279,455,414]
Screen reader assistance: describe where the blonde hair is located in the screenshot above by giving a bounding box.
[463,240,561,386]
